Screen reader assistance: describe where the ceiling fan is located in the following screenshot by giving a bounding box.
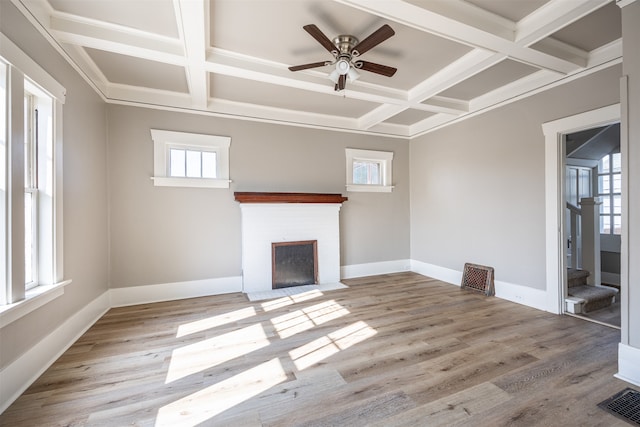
[289,24,397,91]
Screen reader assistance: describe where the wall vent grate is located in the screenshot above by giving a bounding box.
[598,388,640,425]
[461,263,495,296]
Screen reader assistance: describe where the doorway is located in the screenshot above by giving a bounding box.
[542,104,622,321]
[564,124,621,328]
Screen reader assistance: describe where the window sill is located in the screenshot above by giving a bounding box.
[0,280,72,328]
[151,177,231,188]
[346,184,394,193]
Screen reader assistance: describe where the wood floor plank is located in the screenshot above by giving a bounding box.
[0,272,633,426]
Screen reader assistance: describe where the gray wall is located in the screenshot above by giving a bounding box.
[410,65,622,290]
[0,1,109,369]
[108,106,410,289]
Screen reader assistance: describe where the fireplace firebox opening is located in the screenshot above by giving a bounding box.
[272,240,318,289]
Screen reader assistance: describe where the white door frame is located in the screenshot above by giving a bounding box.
[542,104,621,314]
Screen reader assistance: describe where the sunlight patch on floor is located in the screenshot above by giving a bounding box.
[289,321,377,370]
[156,358,287,427]
[166,323,269,383]
[271,300,350,339]
[260,289,324,312]
[176,307,257,338]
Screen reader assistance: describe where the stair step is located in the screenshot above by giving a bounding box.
[568,285,618,313]
[567,268,589,288]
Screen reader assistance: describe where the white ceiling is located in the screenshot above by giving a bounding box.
[15,0,622,138]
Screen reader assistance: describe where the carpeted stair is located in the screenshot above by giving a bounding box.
[567,269,618,313]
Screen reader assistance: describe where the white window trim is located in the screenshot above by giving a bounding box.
[345,148,394,193]
[150,129,231,188]
[1,32,68,320]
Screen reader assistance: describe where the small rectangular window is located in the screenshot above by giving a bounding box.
[151,129,230,188]
[345,148,393,193]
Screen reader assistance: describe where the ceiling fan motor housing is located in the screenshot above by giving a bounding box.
[333,35,359,55]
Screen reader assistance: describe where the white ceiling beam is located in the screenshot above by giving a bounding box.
[49,13,184,65]
[416,96,469,115]
[358,104,409,130]
[206,50,409,107]
[409,50,506,102]
[175,0,208,109]
[515,0,611,45]
[334,0,586,73]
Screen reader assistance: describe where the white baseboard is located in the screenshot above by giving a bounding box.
[340,259,411,279]
[0,291,110,414]
[410,260,462,285]
[410,260,548,311]
[616,343,640,387]
[110,276,243,307]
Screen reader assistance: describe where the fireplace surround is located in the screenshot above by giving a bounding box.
[235,192,347,293]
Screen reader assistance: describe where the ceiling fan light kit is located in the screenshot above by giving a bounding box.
[289,24,397,92]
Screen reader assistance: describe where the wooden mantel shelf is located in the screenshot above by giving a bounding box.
[234,192,348,204]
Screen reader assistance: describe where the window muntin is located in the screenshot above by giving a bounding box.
[598,152,621,235]
[345,148,394,193]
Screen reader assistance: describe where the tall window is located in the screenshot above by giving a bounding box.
[598,152,621,235]
[1,34,65,308]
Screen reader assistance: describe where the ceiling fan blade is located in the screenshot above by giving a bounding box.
[337,74,346,91]
[303,24,337,54]
[352,24,395,56]
[289,61,330,72]
[356,61,397,77]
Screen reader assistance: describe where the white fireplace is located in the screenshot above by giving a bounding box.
[235,193,347,293]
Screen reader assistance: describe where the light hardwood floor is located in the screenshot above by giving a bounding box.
[0,272,633,426]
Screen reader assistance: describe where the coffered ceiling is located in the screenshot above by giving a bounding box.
[13,0,622,138]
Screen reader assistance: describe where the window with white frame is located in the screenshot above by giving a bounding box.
[151,129,231,188]
[598,152,621,235]
[345,148,394,192]
[1,34,66,310]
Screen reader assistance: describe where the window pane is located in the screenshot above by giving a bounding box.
[186,150,201,178]
[612,152,621,173]
[613,173,621,193]
[598,155,610,174]
[353,161,381,185]
[25,192,33,285]
[600,215,611,234]
[598,175,610,194]
[353,161,368,184]
[169,149,185,177]
[566,168,577,206]
[613,215,622,235]
[613,195,622,214]
[202,151,216,178]
[600,197,610,214]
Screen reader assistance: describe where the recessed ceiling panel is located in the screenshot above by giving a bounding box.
[85,48,188,93]
[384,109,435,126]
[49,0,178,37]
[542,2,621,52]
[210,74,376,118]
[463,0,550,22]
[209,0,472,91]
[438,59,538,101]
